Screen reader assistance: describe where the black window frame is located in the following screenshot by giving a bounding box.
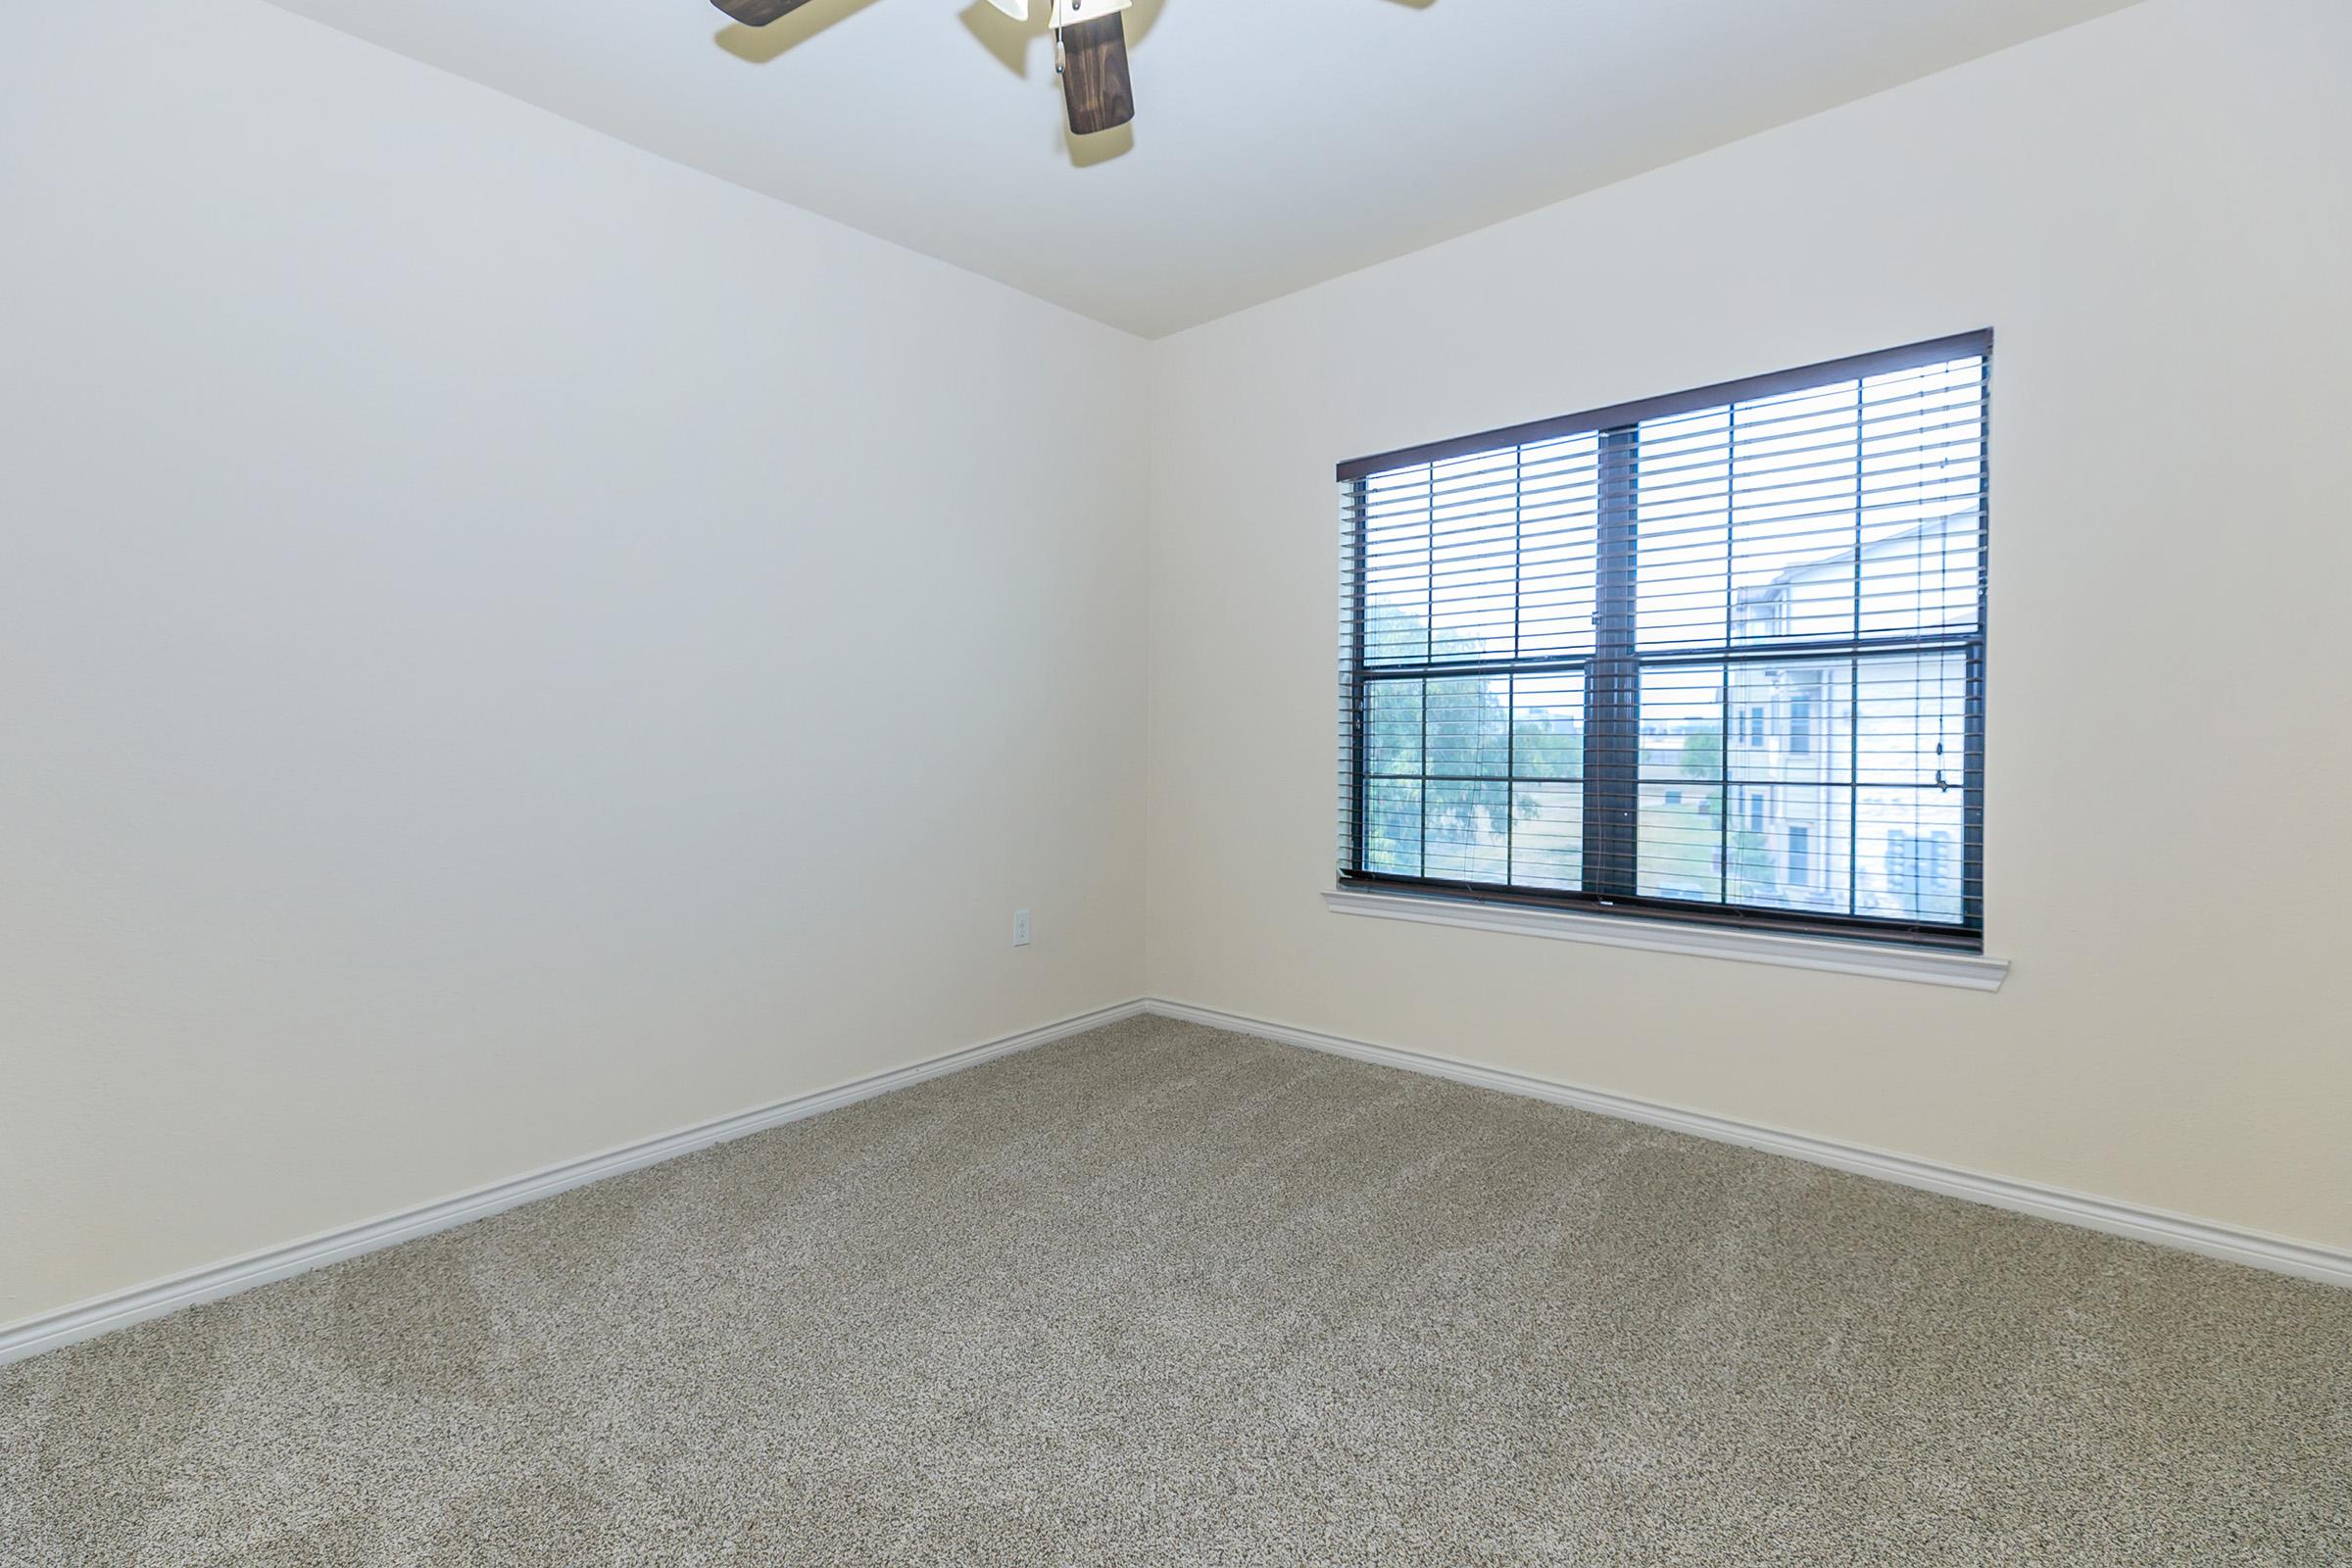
[1337,330,1990,954]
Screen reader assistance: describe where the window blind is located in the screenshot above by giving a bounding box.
[1336,332,1989,950]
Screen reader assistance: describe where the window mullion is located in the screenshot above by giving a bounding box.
[1722,403,1736,907]
[1348,476,1370,876]
[1583,425,1640,898]
[1507,446,1522,888]
[1420,465,1432,879]
[1848,380,1864,918]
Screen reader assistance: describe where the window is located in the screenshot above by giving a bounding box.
[1336,332,1987,951]
[1788,674,1819,757]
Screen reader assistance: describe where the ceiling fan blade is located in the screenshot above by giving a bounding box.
[709,0,819,24]
[1058,11,1135,136]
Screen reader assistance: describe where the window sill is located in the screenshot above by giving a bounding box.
[1323,888,2009,992]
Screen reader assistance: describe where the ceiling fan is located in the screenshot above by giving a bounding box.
[710,0,1140,136]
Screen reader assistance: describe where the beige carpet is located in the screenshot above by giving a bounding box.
[4,1013,2347,1565]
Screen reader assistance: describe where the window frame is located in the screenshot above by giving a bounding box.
[1337,331,1990,955]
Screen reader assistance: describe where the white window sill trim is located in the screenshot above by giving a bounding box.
[1324,888,2009,992]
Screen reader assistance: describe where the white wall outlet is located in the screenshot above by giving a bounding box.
[1013,909,1032,948]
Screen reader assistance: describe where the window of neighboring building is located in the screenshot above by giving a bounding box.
[1336,332,1987,951]
[1789,683,1817,758]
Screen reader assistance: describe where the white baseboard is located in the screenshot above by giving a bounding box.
[1142,998,2352,1290]
[0,1000,1147,1368]
[11,991,2340,1368]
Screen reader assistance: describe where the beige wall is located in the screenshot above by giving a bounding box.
[0,1,1150,1326]
[1145,0,2352,1251]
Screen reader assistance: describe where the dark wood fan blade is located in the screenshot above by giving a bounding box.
[1059,12,1134,136]
[710,0,819,24]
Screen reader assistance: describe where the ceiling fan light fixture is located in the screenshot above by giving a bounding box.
[982,0,1133,24]
[981,0,1137,137]
[715,0,1178,140]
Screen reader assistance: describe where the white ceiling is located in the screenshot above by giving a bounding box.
[263,0,2139,337]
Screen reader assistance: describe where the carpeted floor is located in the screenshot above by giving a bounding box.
[3,1014,2347,1566]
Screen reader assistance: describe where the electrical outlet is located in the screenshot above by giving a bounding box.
[1013,909,1032,948]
